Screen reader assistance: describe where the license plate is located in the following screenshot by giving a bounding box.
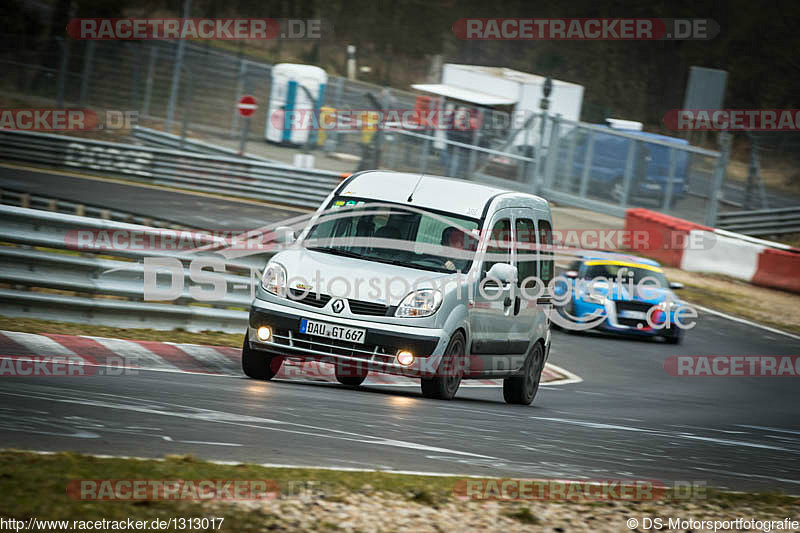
[299,319,366,344]
[619,310,647,320]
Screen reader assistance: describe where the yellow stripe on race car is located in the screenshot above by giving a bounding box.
[584,260,663,273]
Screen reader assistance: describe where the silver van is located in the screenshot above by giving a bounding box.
[243,170,554,404]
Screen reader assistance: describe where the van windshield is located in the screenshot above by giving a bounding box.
[303,197,480,273]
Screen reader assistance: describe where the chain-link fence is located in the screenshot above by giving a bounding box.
[9,36,796,230]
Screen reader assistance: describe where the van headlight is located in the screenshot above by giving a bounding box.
[395,289,442,318]
[261,263,287,297]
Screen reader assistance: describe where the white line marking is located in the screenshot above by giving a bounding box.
[543,363,584,386]
[693,304,800,341]
[0,388,499,460]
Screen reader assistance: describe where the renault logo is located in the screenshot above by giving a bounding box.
[331,299,345,314]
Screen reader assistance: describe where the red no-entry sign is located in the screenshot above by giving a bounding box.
[237,95,257,118]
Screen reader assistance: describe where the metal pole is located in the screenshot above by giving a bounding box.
[239,71,252,156]
[420,135,430,174]
[563,125,578,191]
[619,139,638,208]
[662,147,677,212]
[531,113,545,192]
[704,132,732,227]
[578,130,595,198]
[166,0,191,132]
[542,115,561,191]
[79,40,95,107]
[56,37,70,108]
[328,77,344,152]
[231,59,247,136]
[141,45,158,116]
[180,68,192,150]
[131,44,142,111]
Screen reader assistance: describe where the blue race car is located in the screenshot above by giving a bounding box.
[553,254,687,344]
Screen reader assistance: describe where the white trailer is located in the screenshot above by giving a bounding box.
[412,64,584,149]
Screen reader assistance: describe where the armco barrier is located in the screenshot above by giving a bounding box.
[625,208,800,294]
[0,205,279,332]
[0,130,346,209]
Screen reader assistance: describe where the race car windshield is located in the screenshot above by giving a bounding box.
[303,197,480,273]
[583,263,669,287]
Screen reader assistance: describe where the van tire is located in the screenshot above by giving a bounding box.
[335,362,368,386]
[242,335,282,380]
[503,343,545,405]
[421,331,465,400]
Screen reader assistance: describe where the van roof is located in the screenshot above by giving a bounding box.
[339,171,547,219]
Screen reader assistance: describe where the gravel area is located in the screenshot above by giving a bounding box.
[224,488,800,532]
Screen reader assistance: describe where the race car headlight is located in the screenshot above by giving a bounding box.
[261,262,287,297]
[657,300,677,311]
[583,292,607,304]
[395,289,443,318]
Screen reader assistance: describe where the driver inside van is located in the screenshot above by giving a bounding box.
[441,226,476,271]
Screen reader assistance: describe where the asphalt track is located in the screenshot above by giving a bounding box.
[1,163,799,493]
[1,314,798,494]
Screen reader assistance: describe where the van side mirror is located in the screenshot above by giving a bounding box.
[565,270,579,279]
[486,263,517,285]
[669,281,684,290]
[274,226,296,245]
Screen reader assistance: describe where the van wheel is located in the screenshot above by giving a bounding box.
[241,335,282,380]
[335,362,368,386]
[503,343,545,405]
[421,332,465,400]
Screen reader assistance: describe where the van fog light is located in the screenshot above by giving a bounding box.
[257,326,272,341]
[396,350,414,366]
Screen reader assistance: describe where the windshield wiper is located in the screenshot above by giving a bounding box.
[307,246,366,260]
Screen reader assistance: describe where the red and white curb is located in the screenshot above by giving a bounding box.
[0,330,578,387]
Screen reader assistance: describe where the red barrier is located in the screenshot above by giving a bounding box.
[623,208,708,266]
[752,248,800,293]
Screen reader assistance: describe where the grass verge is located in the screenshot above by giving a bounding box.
[0,450,796,530]
[662,267,800,336]
[0,316,244,348]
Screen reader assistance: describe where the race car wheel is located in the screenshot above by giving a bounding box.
[421,331,465,400]
[241,334,283,380]
[664,327,683,345]
[335,362,368,387]
[503,342,545,405]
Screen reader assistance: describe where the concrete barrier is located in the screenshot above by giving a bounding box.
[625,208,800,294]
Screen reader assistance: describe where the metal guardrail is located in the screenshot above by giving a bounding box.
[0,130,346,209]
[716,207,800,236]
[0,205,275,333]
[130,125,275,162]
